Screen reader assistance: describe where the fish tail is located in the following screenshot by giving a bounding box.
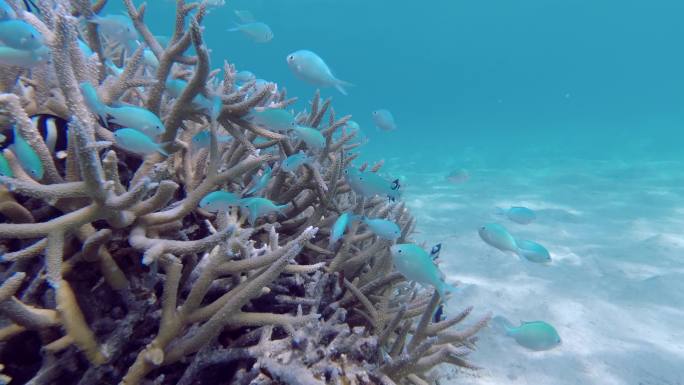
[333,78,354,96]
[227,23,242,32]
[156,146,169,157]
[491,315,514,334]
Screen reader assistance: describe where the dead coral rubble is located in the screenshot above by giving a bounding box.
[0,1,489,384]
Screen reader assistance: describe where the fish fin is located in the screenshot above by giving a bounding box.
[333,79,354,96]
[234,10,255,23]
[157,146,169,156]
[227,23,243,32]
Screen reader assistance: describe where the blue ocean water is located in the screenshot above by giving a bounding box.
[106,1,684,383]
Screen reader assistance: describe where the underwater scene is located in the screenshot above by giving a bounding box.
[0,0,682,384]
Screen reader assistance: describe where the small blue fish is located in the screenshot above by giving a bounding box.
[104,104,166,138]
[143,48,158,67]
[0,1,17,20]
[191,130,232,151]
[228,22,273,43]
[291,124,325,151]
[11,126,43,179]
[0,152,12,176]
[516,239,551,263]
[286,50,353,95]
[235,70,255,84]
[281,151,311,173]
[0,19,44,50]
[496,206,537,225]
[248,109,294,132]
[165,78,211,110]
[362,217,401,240]
[199,191,240,212]
[390,243,457,299]
[0,45,49,67]
[245,165,272,195]
[344,167,401,201]
[478,223,520,255]
[329,212,356,247]
[238,197,287,225]
[493,316,561,351]
[113,128,168,157]
[89,14,137,46]
[79,82,108,117]
[372,109,397,131]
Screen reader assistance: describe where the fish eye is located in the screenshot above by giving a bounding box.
[288,55,294,61]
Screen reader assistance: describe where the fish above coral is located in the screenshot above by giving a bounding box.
[344,166,401,201]
[286,49,353,95]
[493,316,562,351]
[372,109,397,131]
[390,243,457,299]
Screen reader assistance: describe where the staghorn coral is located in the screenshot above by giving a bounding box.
[0,1,489,384]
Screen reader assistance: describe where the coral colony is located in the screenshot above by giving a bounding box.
[0,1,488,384]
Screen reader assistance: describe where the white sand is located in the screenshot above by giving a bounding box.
[387,159,684,385]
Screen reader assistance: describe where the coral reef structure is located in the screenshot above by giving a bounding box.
[0,1,489,384]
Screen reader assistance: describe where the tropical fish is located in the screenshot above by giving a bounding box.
[199,190,240,212]
[362,217,401,240]
[496,206,537,225]
[0,45,49,67]
[0,152,12,177]
[30,114,68,157]
[390,243,456,299]
[235,70,256,84]
[291,124,325,151]
[493,316,561,351]
[446,168,469,184]
[344,167,401,201]
[11,126,43,179]
[143,48,159,67]
[190,130,232,151]
[372,109,397,131]
[78,39,94,57]
[113,128,168,156]
[281,151,311,173]
[238,197,287,225]
[516,239,551,263]
[234,9,255,23]
[104,104,166,138]
[228,22,273,43]
[79,82,108,117]
[164,78,211,110]
[89,14,138,46]
[329,212,356,247]
[286,50,353,95]
[0,19,44,50]
[430,243,442,260]
[248,109,294,132]
[245,165,272,195]
[478,223,520,255]
[0,1,17,20]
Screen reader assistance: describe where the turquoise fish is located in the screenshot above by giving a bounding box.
[0,45,49,68]
[199,191,240,212]
[238,197,287,225]
[286,50,353,95]
[329,212,357,248]
[344,167,401,201]
[496,206,537,225]
[494,316,561,351]
[0,1,17,20]
[11,126,43,179]
[281,151,311,172]
[89,14,138,46]
[372,109,397,131]
[291,124,325,151]
[0,152,12,176]
[191,130,232,151]
[245,165,272,195]
[113,128,168,156]
[516,239,551,263]
[390,243,457,299]
[228,22,273,43]
[0,19,45,50]
[362,217,401,240]
[248,108,294,132]
[478,223,520,255]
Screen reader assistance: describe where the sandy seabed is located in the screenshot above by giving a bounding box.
[387,157,684,385]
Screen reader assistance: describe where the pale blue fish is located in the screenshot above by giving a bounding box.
[0,45,49,67]
[238,197,287,225]
[0,152,13,177]
[228,22,273,43]
[344,167,401,201]
[286,50,353,95]
[493,316,561,351]
[199,190,240,212]
[516,239,551,263]
[248,108,294,132]
[291,124,325,151]
[245,165,272,195]
[372,109,397,131]
[234,9,255,23]
[190,130,232,151]
[79,81,108,117]
[0,19,44,50]
[478,223,520,255]
[0,1,17,20]
[281,151,311,173]
[362,217,401,240]
[11,126,43,179]
[164,78,212,110]
[104,104,166,138]
[329,212,356,247]
[496,206,537,225]
[235,70,255,84]
[390,243,457,299]
[89,14,138,46]
[113,128,168,156]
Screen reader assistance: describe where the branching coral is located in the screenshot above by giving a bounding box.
[0,1,489,384]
